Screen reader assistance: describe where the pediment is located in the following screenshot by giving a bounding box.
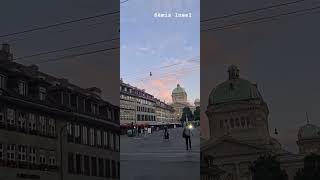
[202,138,269,158]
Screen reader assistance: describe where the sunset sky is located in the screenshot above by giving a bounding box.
[0,0,119,105]
[201,0,320,153]
[121,0,200,104]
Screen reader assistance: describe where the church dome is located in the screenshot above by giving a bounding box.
[209,65,263,105]
[172,84,186,94]
[194,98,200,104]
[298,124,320,140]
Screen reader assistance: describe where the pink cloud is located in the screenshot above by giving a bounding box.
[136,75,180,103]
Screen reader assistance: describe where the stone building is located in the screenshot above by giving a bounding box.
[201,65,320,180]
[171,84,200,122]
[154,98,175,124]
[120,80,156,125]
[171,84,191,121]
[0,44,120,180]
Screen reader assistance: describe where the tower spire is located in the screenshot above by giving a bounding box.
[306,112,310,124]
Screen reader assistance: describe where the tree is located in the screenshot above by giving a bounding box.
[250,154,288,180]
[193,106,200,121]
[294,153,320,180]
[180,106,193,123]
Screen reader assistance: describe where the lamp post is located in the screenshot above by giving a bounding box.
[59,123,69,180]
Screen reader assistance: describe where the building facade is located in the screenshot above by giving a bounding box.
[0,44,120,180]
[120,80,156,125]
[170,84,200,121]
[201,65,320,180]
[154,98,175,124]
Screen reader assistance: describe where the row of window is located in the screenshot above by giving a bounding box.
[219,117,253,129]
[0,108,56,137]
[136,98,154,106]
[137,106,155,113]
[0,74,118,121]
[67,123,120,151]
[120,86,153,100]
[68,152,119,178]
[0,143,56,166]
[0,75,46,100]
[137,114,156,121]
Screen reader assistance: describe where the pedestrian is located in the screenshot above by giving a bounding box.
[163,126,169,141]
[182,124,193,151]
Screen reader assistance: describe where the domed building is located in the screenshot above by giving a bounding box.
[170,84,200,122]
[171,84,190,121]
[297,122,320,154]
[201,65,319,180]
[172,84,188,104]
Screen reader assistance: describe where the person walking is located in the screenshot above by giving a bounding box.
[183,124,193,150]
[163,126,169,141]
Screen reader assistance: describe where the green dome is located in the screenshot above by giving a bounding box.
[209,65,263,105]
[298,124,320,140]
[172,84,186,94]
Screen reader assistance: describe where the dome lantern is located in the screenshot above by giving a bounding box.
[228,65,239,80]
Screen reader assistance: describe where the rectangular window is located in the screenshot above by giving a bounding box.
[90,128,95,146]
[29,147,36,164]
[7,108,15,127]
[18,80,28,96]
[82,126,88,144]
[74,124,80,143]
[105,159,110,177]
[7,144,15,161]
[48,151,56,166]
[110,133,114,150]
[29,113,36,131]
[76,154,82,174]
[103,131,108,147]
[39,149,46,165]
[67,122,73,137]
[84,155,90,176]
[112,160,116,178]
[117,161,120,178]
[96,130,101,146]
[39,87,46,101]
[0,75,6,89]
[39,116,46,135]
[68,152,74,173]
[49,156,56,166]
[98,158,104,177]
[47,118,55,136]
[91,157,97,176]
[18,112,26,130]
[113,134,117,151]
[18,145,27,162]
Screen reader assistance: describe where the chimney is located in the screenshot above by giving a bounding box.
[0,43,13,61]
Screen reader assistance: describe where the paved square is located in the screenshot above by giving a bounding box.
[121,127,200,180]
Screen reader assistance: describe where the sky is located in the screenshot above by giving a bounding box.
[121,0,200,104]
[200,0,320,153]
[0,0,119,105]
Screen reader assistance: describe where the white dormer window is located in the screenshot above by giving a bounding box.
[39,87,46,100]
[18,80,28,96]
[0,75,6,89]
